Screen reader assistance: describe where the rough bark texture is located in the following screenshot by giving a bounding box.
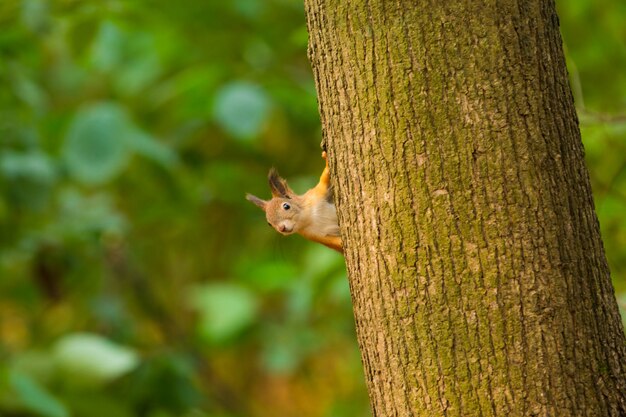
[304,1,626,416]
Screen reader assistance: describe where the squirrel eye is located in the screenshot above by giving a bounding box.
[282,202,291,210]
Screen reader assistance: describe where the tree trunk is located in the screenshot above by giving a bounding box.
[304,1,626,416]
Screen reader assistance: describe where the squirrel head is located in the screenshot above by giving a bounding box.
[246,168,303,235]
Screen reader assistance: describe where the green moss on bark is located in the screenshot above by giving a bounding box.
[305,0,626,415]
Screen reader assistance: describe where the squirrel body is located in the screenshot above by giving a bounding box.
[246,152,343,253]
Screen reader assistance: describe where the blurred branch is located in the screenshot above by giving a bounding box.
[32,243,65,303]
[599,160,626,200]
[568,54,626,125]
[569,55,586,111]
[579,110,626,125]
[104,238,252,416]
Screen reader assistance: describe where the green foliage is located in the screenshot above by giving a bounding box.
[0,1,365,415]
[0,0,624,416]
[63,104,133,184]
[213,82,272,141]
[52,333,139,387]
[8,371,69,417]
[189,283,259,344]
[62,102,174,184]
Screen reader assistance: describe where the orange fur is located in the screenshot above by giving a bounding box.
[246,151,343,254]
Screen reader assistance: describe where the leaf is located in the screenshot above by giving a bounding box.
[62,102,176,183]
[238,260,297,292]
[20,0,49,33]
[13,71,48,112]
[53,189,127,238]
[0,150,56,209]
[231,0,265,20]
[260,325,320,375]
[9,370,69,417]
[89,21,124,72]
[0,150,56,183]
[52,333,139,387]
[90,22,162,94]
[188,283,258,344]
[62,103,132,185]
[261,341,299,375]
[113,32,162,95]
[125,128,177,167]
[213,81,271,140]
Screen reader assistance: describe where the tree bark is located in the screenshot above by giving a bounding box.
[304,1,626,416]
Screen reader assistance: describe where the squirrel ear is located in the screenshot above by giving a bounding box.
[268,168,293,198]
[246,194,267,211]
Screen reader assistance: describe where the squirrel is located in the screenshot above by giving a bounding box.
[246,151,343,253]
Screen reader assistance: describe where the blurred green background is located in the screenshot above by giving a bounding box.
[0,1,624,416]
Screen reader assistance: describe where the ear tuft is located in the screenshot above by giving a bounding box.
[268,168,293,198]
[246,193,267,210]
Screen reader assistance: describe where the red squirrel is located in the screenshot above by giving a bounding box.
[246,152,342,253]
